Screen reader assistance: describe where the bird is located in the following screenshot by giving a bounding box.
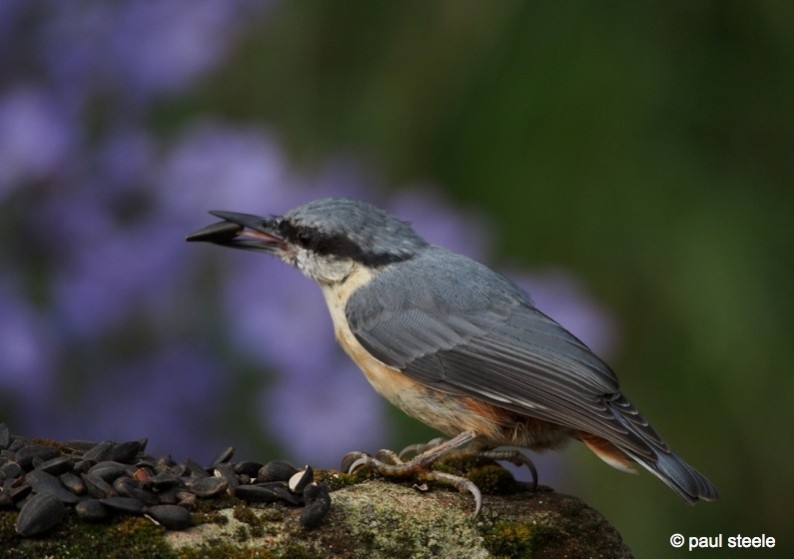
[186,197,718,512]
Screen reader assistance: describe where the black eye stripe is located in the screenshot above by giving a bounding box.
[279,220,414,267]
[296,229,313,247]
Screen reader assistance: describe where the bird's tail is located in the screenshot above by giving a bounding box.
[618,442,719,504]
[580,394,719,504]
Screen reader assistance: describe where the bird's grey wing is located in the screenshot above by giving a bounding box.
[345,250,666,459]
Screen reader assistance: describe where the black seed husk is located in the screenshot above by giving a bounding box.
[25,470,80,505]
[234,484,284,503]
[15,492,66,536]
[300,482,332,529]
[59,472,85,495]
[75,499,108,522]
[146,504,192,530]
[101,496,145,515]
[81,472,116,498]
[184,475,227,498]
[288,466,313,494]
[16,445,59,470]
[37,456,74,476]
[208,446,235,469]
[258,460,297,482]
[82,441,116,463]
[1,425,332,535]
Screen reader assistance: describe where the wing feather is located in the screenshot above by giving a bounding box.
[346,248,666,459]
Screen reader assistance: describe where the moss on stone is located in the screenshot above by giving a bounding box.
[320,482,489,559]
[313,469,360,492]
[433,453,522,496]
[1,514,177,559]
[1,465,633,558]
[176,542,274,559]
[481,520,534,558]
[233,504,262,527]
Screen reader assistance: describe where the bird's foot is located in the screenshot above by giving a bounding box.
[341,430,483,514]
[475,449,539,492]
[397,437,447,460]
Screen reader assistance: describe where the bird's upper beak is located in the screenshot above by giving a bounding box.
[185,211,288,255]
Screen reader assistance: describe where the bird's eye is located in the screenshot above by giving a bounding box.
[296,230,312,248]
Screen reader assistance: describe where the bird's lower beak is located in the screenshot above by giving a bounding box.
[186,211,287,254]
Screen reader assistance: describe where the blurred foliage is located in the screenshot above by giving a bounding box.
[153,1,794,556]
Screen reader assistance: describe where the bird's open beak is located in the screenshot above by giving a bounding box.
[186,211,288,254]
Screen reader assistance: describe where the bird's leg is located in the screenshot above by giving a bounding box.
[475,448,538,492]
[373,448,403,465]
[342,430,483,514]
[397,437,447,460]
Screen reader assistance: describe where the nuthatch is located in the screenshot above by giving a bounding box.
[187,198,717,512]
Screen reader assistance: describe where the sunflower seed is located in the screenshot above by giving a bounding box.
[59,472,85,495]
[36,456,74,476]
[25,470,79,505]
[145,504,192,530]
[16,445,59,470]
[234,461,263,477]
[15,492,65,536]
[2,425,332,536]
[184,476,227,498]
[75,499,108,522]
[213,463,238,494]
[108,439,147,463]
[300,482,331,529]
[208,446,235,469]
[89,461,131,481]
[258,460,297,482]
[288,466,313,494]
[1,461,22,480]
[82,441,116,463]
[183,457,208,477]
[0,490,13,508]
[234,484,283,503]
[101,496,145,515]
[149,472,181,490]
[81,472,115,498]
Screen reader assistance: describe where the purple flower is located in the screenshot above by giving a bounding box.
[40,0,274,107]
[45,202,191,339]
[38,347,229,462]
[0,278,60,401]
[157,121,299,224]
[220,257,334,373]
[0,86,74,196]
[261,353,388,467]
[95,125,157,193]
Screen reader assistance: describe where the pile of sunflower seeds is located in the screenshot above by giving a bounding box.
[0,423,331,537]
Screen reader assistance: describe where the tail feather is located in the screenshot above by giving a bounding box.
[627,447,719,504]
[582,394,719,503]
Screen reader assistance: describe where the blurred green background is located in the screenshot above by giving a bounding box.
[171,1,792,555]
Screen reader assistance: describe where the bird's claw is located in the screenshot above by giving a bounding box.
[341,448,404,474]
[340,430,484,514]
[341,449,484,515]
[423,470,483,516]
[374,448,403,465]
[476,449,538,492]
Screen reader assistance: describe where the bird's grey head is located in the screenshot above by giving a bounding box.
[186,198,429,284]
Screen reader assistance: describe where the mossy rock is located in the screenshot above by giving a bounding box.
[1,469,632,558]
